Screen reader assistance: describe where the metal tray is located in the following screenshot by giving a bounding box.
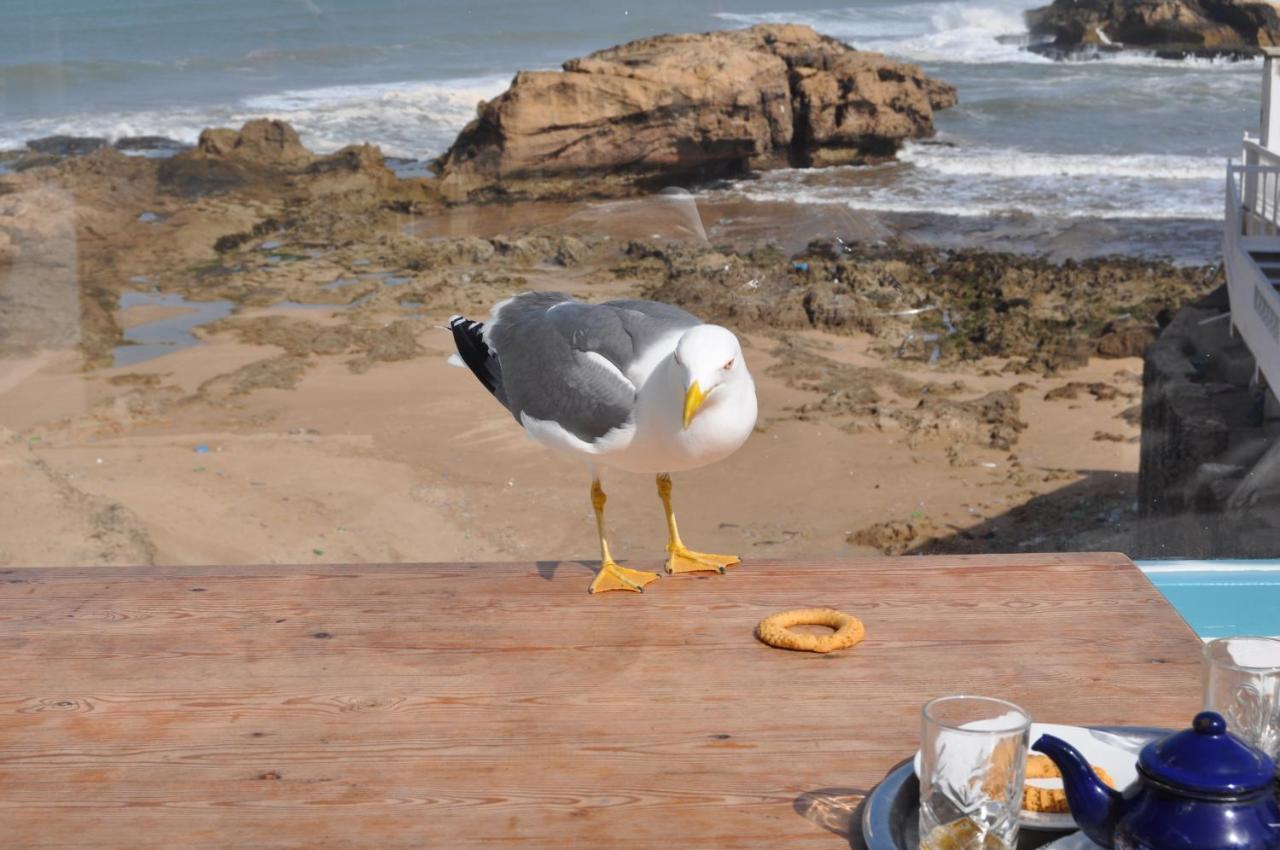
[860,726,1169,850]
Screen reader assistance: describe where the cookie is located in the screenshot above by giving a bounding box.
[1022,765,1115,813]
[1025,754,1061,779]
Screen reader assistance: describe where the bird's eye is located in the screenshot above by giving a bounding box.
[723,358,735,371]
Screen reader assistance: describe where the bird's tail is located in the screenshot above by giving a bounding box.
[448,315,502,397]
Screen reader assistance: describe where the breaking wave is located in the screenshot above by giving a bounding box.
[0,75,513,160]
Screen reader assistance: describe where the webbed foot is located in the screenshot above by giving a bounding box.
[589,561,661,594]
[664,546,740,575]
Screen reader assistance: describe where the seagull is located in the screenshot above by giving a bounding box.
[448,291,757,593]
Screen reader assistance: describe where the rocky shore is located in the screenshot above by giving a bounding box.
[0,110,1229,565]
[434,24,956,201]
[2,19,1249,566]
[1026,0,1280,58]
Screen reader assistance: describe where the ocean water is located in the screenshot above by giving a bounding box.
[1,0,1259,260]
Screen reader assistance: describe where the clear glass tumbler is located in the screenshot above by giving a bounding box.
[1203,636,1280,761]
[919,695,1031,850]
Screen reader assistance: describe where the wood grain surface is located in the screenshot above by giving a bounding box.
[0,554,1203,849]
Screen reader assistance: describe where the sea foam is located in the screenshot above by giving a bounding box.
[715,1,1265,67]
[718,141,1223,221]
[899,145,1224,181]
[0,75,513,161]
[715,1,1049,65]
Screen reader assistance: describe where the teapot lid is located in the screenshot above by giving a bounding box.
[1138,712,1276,795]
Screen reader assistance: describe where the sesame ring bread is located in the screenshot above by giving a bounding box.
[755,608,865,653]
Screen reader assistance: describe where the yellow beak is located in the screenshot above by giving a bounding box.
[682,381,707,429]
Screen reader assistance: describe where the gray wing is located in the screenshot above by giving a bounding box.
[486,292,700,443]
[600,298,704,334]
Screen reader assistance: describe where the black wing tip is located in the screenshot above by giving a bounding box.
[450,316,500,396]
[448,314,482,339]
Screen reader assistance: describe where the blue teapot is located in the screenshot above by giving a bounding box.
[1033,711,1279,850]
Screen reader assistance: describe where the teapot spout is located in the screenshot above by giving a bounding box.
[1033,734,1125,849]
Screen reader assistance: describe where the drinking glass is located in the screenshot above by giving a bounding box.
[1203,636,1280,761]
[919,695,1030,850]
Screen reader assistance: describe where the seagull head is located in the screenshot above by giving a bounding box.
[673,325,748,429]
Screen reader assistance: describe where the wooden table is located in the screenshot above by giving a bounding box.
[0,554,1203,849]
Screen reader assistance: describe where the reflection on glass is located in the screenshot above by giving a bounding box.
[1204,636,1280,760]
[919,696,1030,850]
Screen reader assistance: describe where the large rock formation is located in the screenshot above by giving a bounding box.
[1026,0,1280,57]
[433,24,957,201]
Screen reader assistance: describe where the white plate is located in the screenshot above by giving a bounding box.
[912,723,1139,831]
[1042,832,1107,849]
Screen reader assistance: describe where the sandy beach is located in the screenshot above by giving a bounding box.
[0,127,1216,569]
[0,299,1150,570]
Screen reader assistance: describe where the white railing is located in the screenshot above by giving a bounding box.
[1239,136,1280,224]
[1225,163,1280,395]
[1242,135,1280,166]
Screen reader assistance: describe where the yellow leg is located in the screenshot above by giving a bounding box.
[587,478,660,594]
[657,473,740,575]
